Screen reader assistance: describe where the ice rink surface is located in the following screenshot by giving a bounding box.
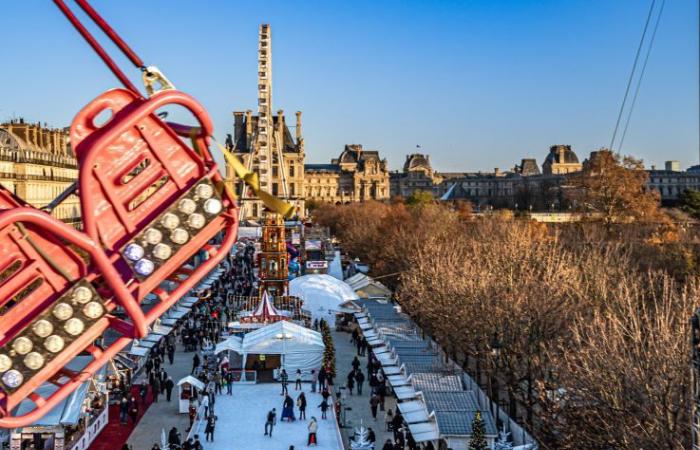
[203,382,342,450]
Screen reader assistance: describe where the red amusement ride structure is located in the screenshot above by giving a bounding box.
[0,0,243,427]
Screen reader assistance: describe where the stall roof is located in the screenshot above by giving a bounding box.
[128,346,149,357]
[434,411,497,437]
[152,324,174,335]
[410,373,463,392]
[386,374,411,387]
[136,340,158,349]
[143,333,163,343]
[215,335,243,354]
[423,391,480,412]
[161,318,178,326]
[177,376,205,391]
[393,385,419,401]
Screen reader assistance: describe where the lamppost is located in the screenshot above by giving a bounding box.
[489,332,502,422]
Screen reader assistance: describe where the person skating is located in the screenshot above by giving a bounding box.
[297,392,307,420]
[307,416,318,446]
[165,376,174,402]
[317,367,327,391]
[280,368,289,395]
[282,394,296,421]
[318,398,329,420]
[355,369,365,395]
[192,434,203,450]
[225,370,234,395]
[295,368,302,390]
[264,408,277,436]
[311,369,318,393]
[204,414,217,442]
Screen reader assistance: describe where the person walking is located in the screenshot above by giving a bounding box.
[351,328,359,345]
[295,369,302,390]
[192,353,200,374]
[168,427,181,448]
[352,356,361,372]
[382,439,394,450]
[355,369,365,395]
[370,393,380,420]
[128,396,139,425]
[346,370,355,395]
[204,414,217,442]
[318,398,329,420]
[167,344,175,364]
[298,392,307,420]
[264,408,277,436]
[317,367,327,391]
[165,376,174,402]
[152,377,160,403]
[139,381,148,405]
[307,417,318,446]
[311,369,318,393]
[119,395,129,424]
[188,401,197,431]
[280,368,289,396]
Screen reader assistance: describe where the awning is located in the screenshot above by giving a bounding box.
[367,337,385,347]
[128,347,149,357]
[387,374,411,387]
[168,309,188,319]
[113,354,137,370]
[372,346,390,355]
[354,312,369,319]
[382,366,403,376]
[362,330,379,339]
[375,352,398,367]
[136,340,158,349]
[152,324,174,335]
[393,385,419,401]
[397,400,430,424]
[357,318,370,326]
[161,318,178,326]
[180,297,199,307]
[143,333,163,343]
[177,376,205,391]
[410,423,440,443]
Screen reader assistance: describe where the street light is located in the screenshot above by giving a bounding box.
[489,332,502,421]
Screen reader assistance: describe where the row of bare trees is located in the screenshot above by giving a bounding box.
[313,201,695,449]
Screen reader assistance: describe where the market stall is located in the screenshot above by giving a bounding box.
[177,376,206,413]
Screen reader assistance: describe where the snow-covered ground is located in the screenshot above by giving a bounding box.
[203,383,343,450]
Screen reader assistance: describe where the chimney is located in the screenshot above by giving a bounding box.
[245,110,252,136]
[295,111,302,141]
[277,109,284,130]
[234,111,244,140]
[494,167,500,175]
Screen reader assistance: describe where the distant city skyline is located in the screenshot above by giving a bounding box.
[1,0,697,172]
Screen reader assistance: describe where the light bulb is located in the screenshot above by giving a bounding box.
[124,243,145,261]
[83,301,104,319]
[160,213,180,230]
[0,354,12,372]
[64,318,85,336]
[195,183,214,199]
[134,259,155,276]
[187,213,205,230]
[32,320,54,338]
[23,352,44,370]
[53,303,73,321]
[203,198,222,215]
[44,335,65,353]
[170,228,189,245]
[178,198,197,215]
[2,370,23,388]
[152,244,172,260]
[143,228,163,245]
[12,337,33,355]
[73,286,93,304]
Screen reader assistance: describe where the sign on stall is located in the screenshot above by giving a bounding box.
[306,261,328,269]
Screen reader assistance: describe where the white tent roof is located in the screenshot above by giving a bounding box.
[289,274,360,325]
[215,335,243,354]
[242,321,324,355]
[327,251,343,280]
[177,376,205,390]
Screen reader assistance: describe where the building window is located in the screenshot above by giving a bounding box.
[272,183,279,196]
[290,183,296,196]
[273,166,278,177]
[289,165,295,177]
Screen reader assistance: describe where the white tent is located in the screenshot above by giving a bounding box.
[215,335,243,354]
[289,274,360,325]
[239,321,325,379]
[327,250,343,280]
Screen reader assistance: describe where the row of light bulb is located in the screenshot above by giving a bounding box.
[0,285,104,389]
[124,183,223,277]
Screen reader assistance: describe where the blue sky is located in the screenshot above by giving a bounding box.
[1,0,697,172]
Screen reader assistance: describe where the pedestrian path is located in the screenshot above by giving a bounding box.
[332,328,397,448]
[125,340,193,448]
[201,383,342,450]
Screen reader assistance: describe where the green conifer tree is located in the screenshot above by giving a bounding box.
[469,410,488,450]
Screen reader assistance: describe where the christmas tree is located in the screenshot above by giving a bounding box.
[469,411,488,450]
[350,424,374,450]
[320,319,336,377]
[494,424,513,450]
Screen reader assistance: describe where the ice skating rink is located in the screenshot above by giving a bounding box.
[202,383,342,450]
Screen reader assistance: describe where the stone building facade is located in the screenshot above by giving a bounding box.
[0,120,80,225]
[228,24,305,221]
[304,144,390,204]
[542,145,582,175]
[390,153,442,198]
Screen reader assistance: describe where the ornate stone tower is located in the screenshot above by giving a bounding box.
[257,213,288,297]
[230,24,306,221]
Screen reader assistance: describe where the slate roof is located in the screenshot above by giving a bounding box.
[434,411,498,436]
[411,373,463,392]
[423,391,479,411]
